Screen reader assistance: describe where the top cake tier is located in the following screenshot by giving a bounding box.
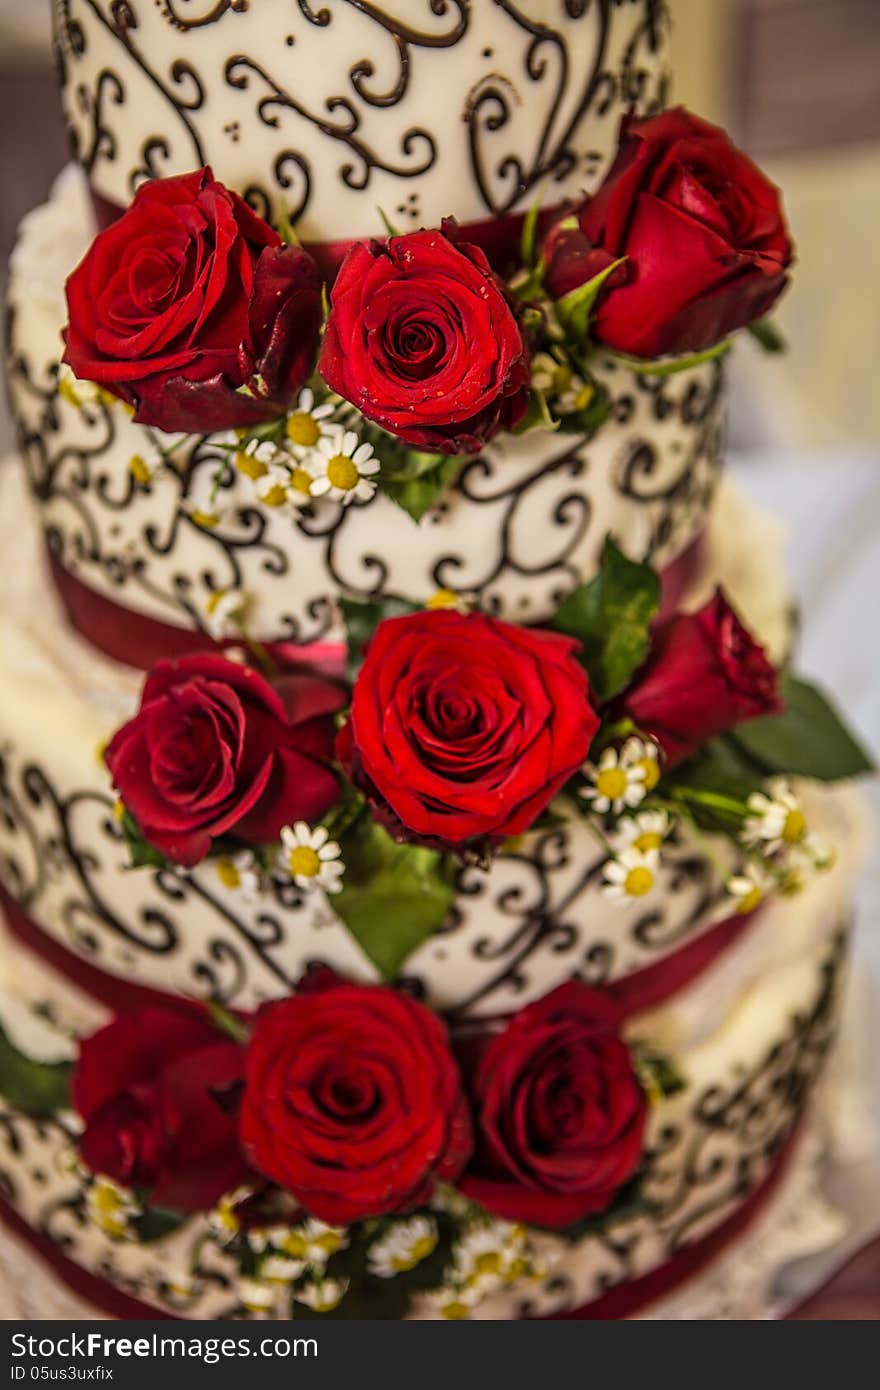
[53,0,669,240]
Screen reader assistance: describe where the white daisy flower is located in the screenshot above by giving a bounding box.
[294,1278,348,1313]
[580,742,648,815]
[284,386,336,457]
[423,1284,482,1320]
[310,429,380,505]
[214,849,261,901]
[530,351,564,395]
[234,439,279,481]
[165,1270,197,1300]
[612,808,671,856]
[255,461,296,509]
[725,862,772,916]
[742,779,808,855]
[267,1218,348,1266]
[278,822,345,894]
[260,1253,306,1285]
[85,1177,139,1240]
[453,1221,527,1291]
[557,374,596,416]
[368,1216,438,1278]
[208,1186,253,1243]
[796,832,836,873]
[237,1276,278,1316]
[602,845,660,903]
[529,353,595,415]
[204,587,248,640]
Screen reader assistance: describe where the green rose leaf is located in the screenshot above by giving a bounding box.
[748,318,788,354]
[0,1025,71,1116]
[133,1207,186,1244]
[512,389,559,437]
[332,817,457,980]
[556,256,626,344]
[727,673,874,782]
[339,596,418,683]
[380,454,461,523]
[551,536,660,701]
[608,338,732,377]
[118,806,168,870]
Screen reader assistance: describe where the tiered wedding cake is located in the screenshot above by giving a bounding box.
[0,0,870,1320]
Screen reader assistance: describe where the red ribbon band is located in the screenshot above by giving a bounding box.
[48,531,706,673]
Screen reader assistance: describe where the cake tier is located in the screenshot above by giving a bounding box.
[7,166,724,655]
[52,0,669,242]
[0,900,853,1318]
[0,456,798,1021]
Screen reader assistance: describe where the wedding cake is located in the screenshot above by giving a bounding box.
[0,0,871,1320]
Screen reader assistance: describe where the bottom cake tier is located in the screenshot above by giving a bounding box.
[0,824,864,1319]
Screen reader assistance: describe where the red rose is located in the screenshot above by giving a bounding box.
[73,1007,248,1213]
[545,107,792,357]
[319,227,530,453]
[337,610,598,848]
[460,982,646,1228]
[105,652,345,866]
[239,975,472,1224]
[622,588,782,766]
[63,167,323,433]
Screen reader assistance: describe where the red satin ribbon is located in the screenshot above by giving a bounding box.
[89,189,562,281]
[48,530,705,672]
[0,1119,803,1321]
[0,878,757,1025]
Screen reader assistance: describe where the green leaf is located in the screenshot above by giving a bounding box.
[133,1207,186,1244]
[380,454,461,523]
[333,817,456,980]
[519,194,545,270]
[748,317,787,354]
[205,1000,250,1046]
[0,1025,71,1116]
[607,338,732,377]
[664,738,765,832]
[339,596,418,682]
[512,389,559,436]
[552,1174,653,1243]
[119,807,168,870]
[727,673,874,782]
[551,536,660,701]
[637,1051,687,1101]
[556,256,626,343]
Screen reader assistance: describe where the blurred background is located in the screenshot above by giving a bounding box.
[0,0,878,1316]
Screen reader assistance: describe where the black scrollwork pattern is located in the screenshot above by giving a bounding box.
[0,740,737,1017]
[53,1,669,232]
[0,929,847,1319]
[7,267,723,644]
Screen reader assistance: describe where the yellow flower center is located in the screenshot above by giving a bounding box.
[442,1301,470,1321]
[623,866,654,897]
[473,1251,503,1277]
[291,467,313,495]
[572,382,595,411]
[191,510,220,529]
[596,767,628,801]
[286,411,320,447]
[552,363,573,395]
[206,589,229,615]
[313,1230,344,1255]
[782,808,807,844]
[112,799,126,822]
[639,756,661,791]
[90,1184,129,1237]
[129,454,153,485]
[426,588,459,610]
[391,1232,437,1271]
[326,454,359,491]
[288,845,321,879]
[736,885,762,915]
[216,858,242,891]
[235,449,268,480]
[261,483,288,507]
[633,831,662,853]
[278,1232,308,1259]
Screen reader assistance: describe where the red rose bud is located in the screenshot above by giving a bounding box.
[73,1007,249,1213]
[460,982,647,1228]
[319,228,530,454]
[541,218,621,302]
[336,609,599,848]
[622,588,782,766]
[574,107,793,357]
[239,978,472,1224]
[62,167,323,433]
[105,652,345,867]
